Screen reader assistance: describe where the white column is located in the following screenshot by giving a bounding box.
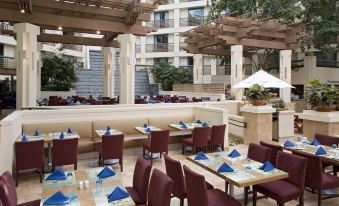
[37,43,43,99]
[14,23,40,109]
[231,45,244,101]
[193,54,203,84]
[211,57,217,75]
[102,47,114,97]
[117,34,136,104]
[279,50,292,103]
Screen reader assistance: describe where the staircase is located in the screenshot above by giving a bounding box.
[75,50,151,97]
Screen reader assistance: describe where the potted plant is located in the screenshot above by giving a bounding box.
[246,84,271,106]
[305,79,337,112]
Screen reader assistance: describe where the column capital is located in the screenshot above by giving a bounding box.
[13,23,40,35]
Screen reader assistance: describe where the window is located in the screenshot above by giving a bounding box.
[154,58,168,64]
[154,11,169,28]
[187,57,193,66]
[0,44,3,56]
[188,8,204,26]
[154,34,168,44]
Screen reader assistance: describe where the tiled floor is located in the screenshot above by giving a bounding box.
[16,143,339,206]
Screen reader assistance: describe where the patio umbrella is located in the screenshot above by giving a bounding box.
[232,70,294,89]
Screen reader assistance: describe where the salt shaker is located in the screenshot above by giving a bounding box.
[85,180,90,189]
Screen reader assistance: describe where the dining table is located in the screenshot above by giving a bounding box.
[168,122,204,131]
[42,167,135,206]
[187,151,289,197]
[134,125,162,159]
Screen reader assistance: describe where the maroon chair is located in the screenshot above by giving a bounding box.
[143,130,170,164]
[314,133,339,175]
[182,127,209,154]
[15,140,44,186]
[0,171,40,206]
[99,134,124,171]
[183,165,241,206]
[126,157,152,205]
[292,150,339,206]
[208,124,226,152]
[143,169,173,206]
[253,151,308,206]
[164,154,214,206]
[52,138,78,171]
[259,141,283,166]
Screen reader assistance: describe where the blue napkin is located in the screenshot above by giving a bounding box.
[67,128,72,134]
[310,138,320,146]
[180,123,187,129]
[43,191,70,205]
[107,186,129,202]
[97,167,116,179]
[145,127,151,133]
[46,169,66,181]
[259,161,275,172]
[33,130,40,136]
[106,126,111,131]
[59,132,65,139]
[228,149,241,158]
[196,120,202,124]
[202,122,208,127]
[217,162,234,173]
[179,121,184,125]
[194,152,209,160]
[143,123,148,128]
[21,134,28,142]
[105,130,111,136]
[315,147,327,156]
[284,140,296,148]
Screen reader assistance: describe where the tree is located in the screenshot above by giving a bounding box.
[41,47,79,91]
[149,61,193,91]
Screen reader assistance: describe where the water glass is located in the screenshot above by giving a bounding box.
[96,179,102,188]
[245,166,252,176]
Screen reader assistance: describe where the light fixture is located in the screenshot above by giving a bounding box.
[58,26,63,31]
[20,9,25,13]
[96,30,101,34]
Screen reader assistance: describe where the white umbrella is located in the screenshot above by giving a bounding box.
[232,70,294,89]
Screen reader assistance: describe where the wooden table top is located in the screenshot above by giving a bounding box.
[187,152,288,188]
[134,126,162,135]
[16,132,80,144]
[42,168,135,206]
[94,129,124,138]
[168,122,203,131]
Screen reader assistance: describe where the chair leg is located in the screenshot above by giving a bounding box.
[39,169,42,183]
[225,181,229,194]
[253,190,257,206]
[299,195,304,206]
[74,163,77,170]
[182,144,185,155]
[180,198,184,206]
[120,157,123,172]
[318,192,322,206]
[150,153,153,165]
[222,144,224,151]
[15,170,19,187]
[160,152,162,159]
[244,186,249,205]
[143,147,146,158]
[98,154,101,166]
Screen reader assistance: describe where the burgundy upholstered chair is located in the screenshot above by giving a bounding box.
[99,134,124,171]
[292,150,339,206]
[163,154,214,206]
[253,151,308,206]
[259,141,283,166]
[144,169,173,206]
[0,171,40,206]
[126,157,152,205]
[143,130,170,164]
[314,133,339,175]
[182,127,209,154]
[183,165,241,206]
[15,140,44,186]
[208,124,226,152]
[52,138,78,171]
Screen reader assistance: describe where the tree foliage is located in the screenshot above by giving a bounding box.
[149,61,193,91]
[41,47,79,91]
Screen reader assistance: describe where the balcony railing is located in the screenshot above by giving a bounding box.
[145,0,174,4]
[0,56,15,70]
[291,60,304,69]
[146,43,174,52]
[317,60,339,68]
[203,64,253,75]
[147,19,174,29]
[180,17,206,27]
[63,44,83,52]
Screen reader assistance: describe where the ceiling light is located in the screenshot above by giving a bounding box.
[20,9,25,13]
[58,26,63,31]
[96,30,101,34]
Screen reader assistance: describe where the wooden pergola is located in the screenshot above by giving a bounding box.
[181,16,304,56]
[0,0,161,47]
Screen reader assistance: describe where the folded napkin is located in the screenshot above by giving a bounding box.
[21,134,28,142]
[43,191,70,205]
[284,140,296,148]
[97,167,116,179]
[59,132,65,140]
[107,186,129,202]
[202,122,209,127]
[259,161,275,172]
[310,138,320,146]
[145,127,152,133]
[196,120,202,124]
[33,130,40,136]
[180,123,187,129]
[46,169,66,181]
[67,128,72,134]
[179,121,184,125]
[106,126,111,131]
[228,149,241,158]
[217,162,234,173]
[105,130,111,136]
[315,147,327,156]
[194,152,209,160]
[143,123,148,128]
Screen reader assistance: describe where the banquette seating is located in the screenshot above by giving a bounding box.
[21,115,195,154]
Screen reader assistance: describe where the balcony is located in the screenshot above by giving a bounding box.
[147,19,174,29]
[146,43,174,53]
[180,16,206,27]
[0,56,16,75]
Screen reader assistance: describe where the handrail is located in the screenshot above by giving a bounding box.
[229,117,247,128]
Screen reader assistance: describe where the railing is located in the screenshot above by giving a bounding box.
[203,65,211,75]
[180,17,206,27]
[0,56,15,69]
[63,44,83,52]
[145,0,174,4]
[179,65,193,70]
[229,116,247,128]
[0,22,13,36]
[291,59,304,69]
[146,43,174,52]
[317,60,339,68]
[147,19,174,29]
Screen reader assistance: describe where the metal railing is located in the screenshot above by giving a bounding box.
[145,43,174,52]
[291,59,304,69]
[317,60,339,68]
[179,17,206,27]
[229,117,247,128]
[147,19,174,29]
[0,56,15,69]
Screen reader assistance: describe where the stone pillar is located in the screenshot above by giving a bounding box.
[36,43,43,99]
[279,50,292,103]
[304,55,316,84]
[231,45,244,101]
[102,47,114,97]
[211,57,217,75]
[193,54,203,84]
[117,34,136,104]
[14,23,40,109]
[241,105,276,144]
